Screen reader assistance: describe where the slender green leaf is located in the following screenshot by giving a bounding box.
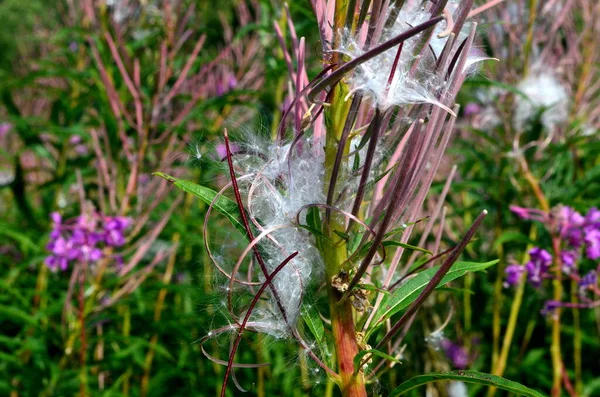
[0,305,39,326]
[583,377,600,397]
[389,370,545,397]
[153,172,247,237]
[297,224,329,240]
[359,283,390,295]
[0,351,20,365]
[306,206,321,233]
[370,261,497,334]
[382,240,432,255]
[0,223,40,254]
[493,230,531,249]
[301,304,324,343]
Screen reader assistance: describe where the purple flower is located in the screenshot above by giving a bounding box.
[138,173,151,186]
[50,212,62,224]
[560,250,578,274]
[559,206,585,228]
[559,206,585,248]
[579,270,597,290]
[103,216,131,247]
[586,208,600,228]
[45,255,69,272]
[464,102,481,117]
[541,300,561,316]
[584,228,600,260]
[215,143,240,160]
[69,135,82,145]
[525,247,552,288]
[441,339,472,369]
[0,122,11,139]
[47,236,71,257]
[228,75,238,91]
[504,264,525,287]
[215,74,237,96]
[509,205,548,223]
[71,228,87,245]
[80,245,103,262]
[114,255,124,269]
[75,215,96,233]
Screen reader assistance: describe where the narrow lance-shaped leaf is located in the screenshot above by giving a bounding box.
[376,210,489,348]
[389,371,545,397]
[367,260,497,338]
[153,172,247,237]
[301,304,325,344]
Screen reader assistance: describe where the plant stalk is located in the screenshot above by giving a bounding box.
[322,6,366,386]
[487,226,536,397]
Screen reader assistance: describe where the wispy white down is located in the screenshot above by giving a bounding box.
[229,137,326,337]
[447,381,468,397]
[336,4,446,111]
[335,3,484,112]
[514,72,569,131]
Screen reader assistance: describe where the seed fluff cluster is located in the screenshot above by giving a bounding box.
[208,135,325,337]
[514,71,569,131]
[336,1,487,112]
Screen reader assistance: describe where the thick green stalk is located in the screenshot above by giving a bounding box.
[322,140,367,397]
[322,218,366,397]
[322,30,366,395]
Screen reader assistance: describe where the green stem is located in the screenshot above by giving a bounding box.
[571,280,582,396]
[487,226,537,397]
[519,146,563,397]
[462,193,474,335]
[550,237,562,397]
[121,304,131,396]
[517,316,537,361]
[491,227,505,371]
[522,0,538,74]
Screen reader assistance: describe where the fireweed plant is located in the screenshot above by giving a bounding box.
[158,1,543,396]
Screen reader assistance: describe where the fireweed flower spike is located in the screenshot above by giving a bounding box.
[167,1,499,396]
[45,211,130,271]
[507,203,600,311]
